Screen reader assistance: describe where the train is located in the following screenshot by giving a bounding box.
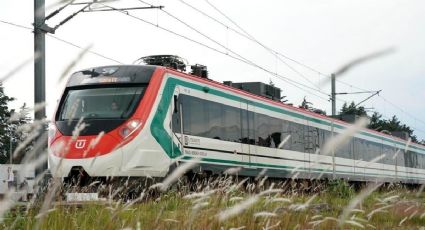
[48,56,425,185]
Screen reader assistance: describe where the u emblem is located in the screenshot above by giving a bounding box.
[75,140,86,149]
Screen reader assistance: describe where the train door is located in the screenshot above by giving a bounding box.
[171,85,184,157]
[241,101,254,168]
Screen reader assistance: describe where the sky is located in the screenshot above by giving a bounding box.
[1,0,425,139]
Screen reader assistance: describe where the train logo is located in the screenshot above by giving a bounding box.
[75,140,86,149]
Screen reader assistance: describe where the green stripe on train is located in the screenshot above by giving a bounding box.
[181,156,425,181]
[150,76,425,161]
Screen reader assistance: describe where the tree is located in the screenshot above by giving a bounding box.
[0,82,14,163]
[368,112,383,130]
[8,103,32,163]
[299,97,326,115]
[339,101,367,117]
[367,111,418,142]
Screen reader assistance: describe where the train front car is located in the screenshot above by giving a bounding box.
[48,65,170,180]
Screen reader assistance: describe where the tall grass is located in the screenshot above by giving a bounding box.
[2,183,425,229]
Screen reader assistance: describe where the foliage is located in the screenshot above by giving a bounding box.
[0,82,31,164]
[368,112,418,142]
[327,179,354,199]
[9,103,32,163]
[339,101,367,117]
[339,101,420,143]
[299,97,326,115]
[0,82,14,163]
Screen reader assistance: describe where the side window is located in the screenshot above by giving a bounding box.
[269,117,282,148]
[206,101,223,140]
[182,96,208,136]
[382,144,394,165]
[363,141,372,161]
[255,113,271,147]
[222,105,241,142]
[290,122,304,152]
[280,119,291,150]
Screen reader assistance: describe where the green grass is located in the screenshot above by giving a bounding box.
[2,184,425,230]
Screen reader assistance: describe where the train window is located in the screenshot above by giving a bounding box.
[419,154,425,169]
[59,86,145,120]
[405,151,417,168]
[255,113,271,147]
[206,101,223,140]
[382,145,394,165]
[371,142,382,162]
[241,109,248,144]
[290,123,304,152]
[394,148,401,166]
[222,106,241,142]
[363,141,375,161]
[245,111,255,144]
[280,119,291,150]
[269,117,282,148]
[319,130,332,155]
[335,136,351,159]
[182,96,208,136]
[352,138,361,160]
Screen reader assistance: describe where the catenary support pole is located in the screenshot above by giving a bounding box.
[34,0,48,176]
[34,0,46,121]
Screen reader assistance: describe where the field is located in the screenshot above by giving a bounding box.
[2,178,425,230]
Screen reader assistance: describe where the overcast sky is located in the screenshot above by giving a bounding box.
[1,0,425,139]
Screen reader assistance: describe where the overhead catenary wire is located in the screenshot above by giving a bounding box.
[139,0,347,104]
[337,78,425,128]
[0,19,123,64]
[101,3,333,103]
[176,0,324,91]
[46,34,124,64]
[180,0,331,79]
[0,19,33,30]
[158,8,331,98]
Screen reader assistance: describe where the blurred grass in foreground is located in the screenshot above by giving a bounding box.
[2,184,425,230]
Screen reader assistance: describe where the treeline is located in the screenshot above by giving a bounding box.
[340,101,424,144]
[298,99,424,145]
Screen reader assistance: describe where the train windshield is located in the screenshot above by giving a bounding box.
[59,86,146,120]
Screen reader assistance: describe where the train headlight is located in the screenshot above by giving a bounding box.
[119,119,142,139]
[47,123,58,145]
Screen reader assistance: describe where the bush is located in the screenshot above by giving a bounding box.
[327,179,354,199]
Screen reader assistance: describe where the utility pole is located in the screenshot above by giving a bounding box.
[331,73,336,116]
[34,0,47,121]
[330,73,336,178]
